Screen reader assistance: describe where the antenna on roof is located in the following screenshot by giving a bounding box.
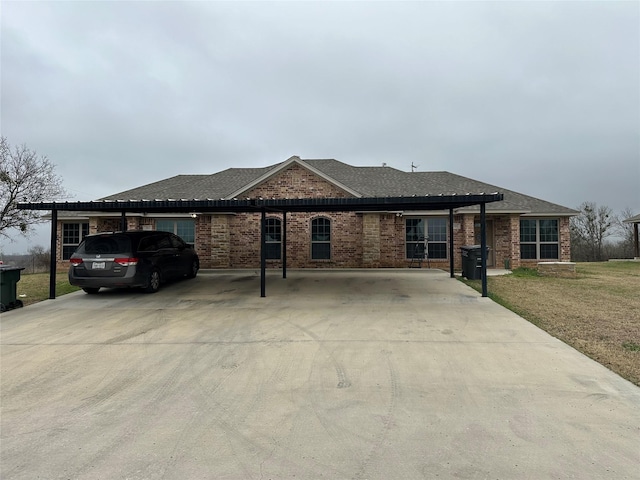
[411,162,419,172]
[382,162,387,167]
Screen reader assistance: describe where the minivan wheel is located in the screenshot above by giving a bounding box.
[187,259,199,279]
[144,269,161,293]
[82,287,100,294]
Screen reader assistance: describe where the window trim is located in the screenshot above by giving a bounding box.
[62,222,89,260]
[405,217,448,260]
[310,216,331,261]
[265,217,282,260]
[520,218,560,260]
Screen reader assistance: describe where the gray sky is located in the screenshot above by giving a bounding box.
[1,1,639,254]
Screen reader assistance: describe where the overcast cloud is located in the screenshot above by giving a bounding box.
[1,1,638,253]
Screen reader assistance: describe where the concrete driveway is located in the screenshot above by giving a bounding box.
[1,269,638,479]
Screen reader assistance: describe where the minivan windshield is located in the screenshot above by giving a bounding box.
[79,235,132,255]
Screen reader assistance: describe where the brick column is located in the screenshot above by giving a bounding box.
[55,221,64,270]
[89,218,99,235]
[126,217,140,230]
[195,215,212,267]
[509,214,521,268]
[462,214,475,246]
[362,213,381,267]
[211,215,230,268]
[559,217,571,262]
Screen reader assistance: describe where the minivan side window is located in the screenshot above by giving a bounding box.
[170,235,186,249]
[156,235,172,249]
[138,236,160,252]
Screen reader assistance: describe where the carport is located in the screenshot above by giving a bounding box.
[18,193,503,298]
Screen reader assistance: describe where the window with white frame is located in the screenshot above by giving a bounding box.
[265,218,282,260]
[62,222,89,259]
[311,217,331,260]
[156,219,195,245]
[520,218,559,259]
[405,218,448,259]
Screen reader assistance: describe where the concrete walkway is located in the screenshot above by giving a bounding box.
[1,269,638,479]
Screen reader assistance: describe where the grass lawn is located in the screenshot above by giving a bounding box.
[464,261,640,387]
[7,263,640,386]
[14,272,80,307]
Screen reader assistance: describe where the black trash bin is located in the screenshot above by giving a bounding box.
[460,245,487,280]
[0,266,25,312]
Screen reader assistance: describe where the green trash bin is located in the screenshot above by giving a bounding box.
[0,266,25,312]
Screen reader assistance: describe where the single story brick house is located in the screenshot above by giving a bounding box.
[53,156,577,271]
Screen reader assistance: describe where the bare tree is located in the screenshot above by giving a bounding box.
[0,137,67,239]
[570,201,618,261]
[27,245,51,273]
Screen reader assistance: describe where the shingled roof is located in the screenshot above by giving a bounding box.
[99,157,576,215]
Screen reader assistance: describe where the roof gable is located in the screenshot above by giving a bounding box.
[227,156,361,199]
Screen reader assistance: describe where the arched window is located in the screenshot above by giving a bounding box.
[311,217,331,260]
[265,218,282,260]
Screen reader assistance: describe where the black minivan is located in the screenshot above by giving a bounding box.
[68,231,199,294]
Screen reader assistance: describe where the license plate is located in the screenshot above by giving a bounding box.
[92,262,106,269]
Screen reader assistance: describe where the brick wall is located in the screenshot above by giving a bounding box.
[508,215,522,268]
[538,261,576,277]
[451,214,472,270]
[362,213,381,266]
[247,163,351,200]
[212,163,363,268]
[54,221,63,270]
[491,214,521,269]
[224,211,364,268]
[377,214,403,267]
[195,215,213,266]
[560,217,571,262]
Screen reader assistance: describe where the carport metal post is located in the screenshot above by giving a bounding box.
[120,211,127,231]
[260,208,266,297]
[480,202,488,297]
[49,209,58,299]
[449,208,455,278]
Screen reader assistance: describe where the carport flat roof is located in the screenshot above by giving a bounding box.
[18,193,503,299]
[18,193,503,213]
